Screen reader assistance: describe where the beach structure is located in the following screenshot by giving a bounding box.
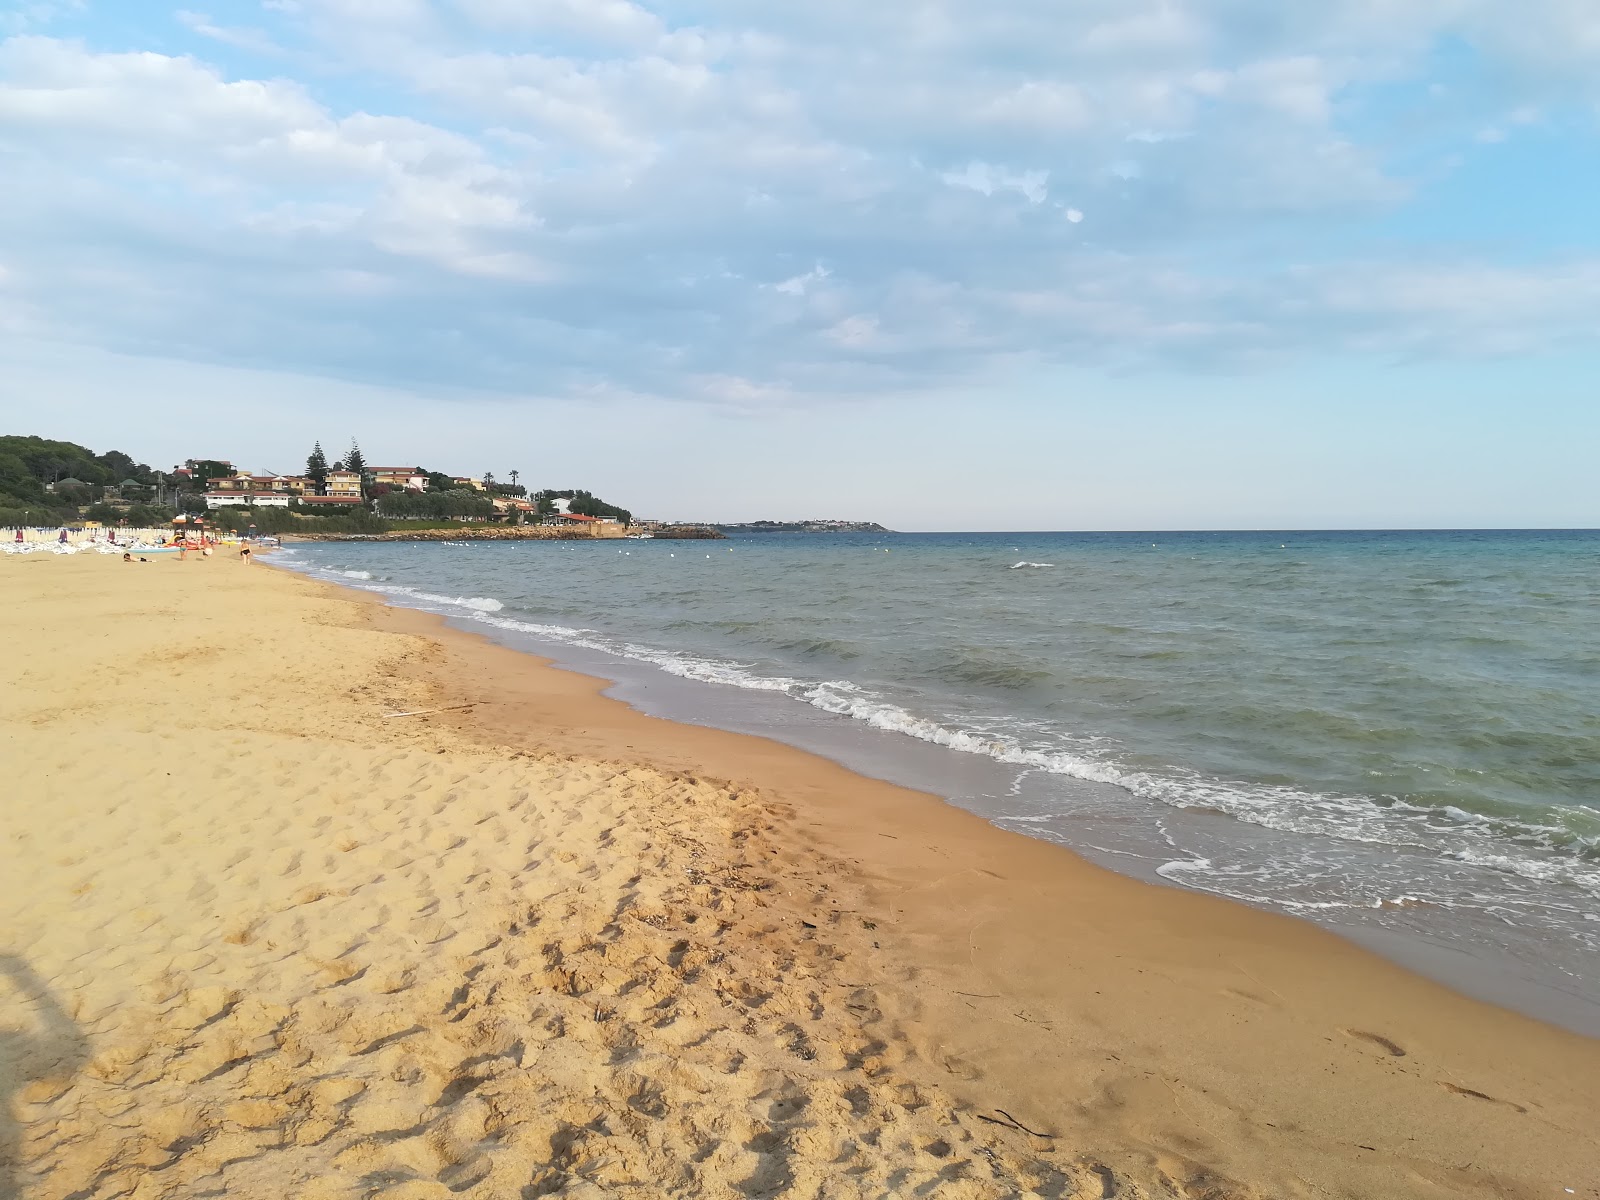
[295,495,363,508]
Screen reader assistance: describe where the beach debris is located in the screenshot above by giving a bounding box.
[382,703,478,719]
[975,1109,1053,1139]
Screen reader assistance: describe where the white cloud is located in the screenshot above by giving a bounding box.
[940,161,1049,205]
[175,11,285,56]
[824,314,880,348]
[1,0,1599,408]
[772,265,830,296]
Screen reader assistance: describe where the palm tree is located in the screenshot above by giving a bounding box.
[484,470,496,490]
[509,469,520,492]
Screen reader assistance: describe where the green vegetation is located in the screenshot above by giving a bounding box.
[535,489,632,523]
[3,433,640,538]
[341,440,369,493]
[305,442,330,494]
[0,435,169,526]
[374,490,496,520]
[188,459,233,484]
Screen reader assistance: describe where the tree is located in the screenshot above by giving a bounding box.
[509,469,520,491]
[483,470,495,490]
[343,441,370,499]
[534,488,631,524]
[306,442,330,495]
[187,460,232,489]
[426,471,454,492]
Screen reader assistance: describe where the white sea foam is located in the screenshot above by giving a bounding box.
[1009,561,1055,569]
[414,590,504,612]
[470,606,1600,897]
[287,556,1600,904]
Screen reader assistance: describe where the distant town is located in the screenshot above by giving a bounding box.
[0,435,883,539]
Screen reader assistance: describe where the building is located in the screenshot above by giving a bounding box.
[450,476,485,491]
[296,495,364,508]
[205,492,292,509]
[371,467,429,491]
[324,470,362,497]
[492,497,538,519]
[206,472,306,493]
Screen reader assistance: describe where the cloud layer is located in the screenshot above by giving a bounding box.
[1,0,1598,406]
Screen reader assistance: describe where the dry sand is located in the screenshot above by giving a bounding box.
[1,551,1596,1200]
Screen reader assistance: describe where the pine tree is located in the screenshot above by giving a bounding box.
[306,442,329,496]
[342,441,370,500]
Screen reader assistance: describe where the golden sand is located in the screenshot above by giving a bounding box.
[1,552,1596,1199]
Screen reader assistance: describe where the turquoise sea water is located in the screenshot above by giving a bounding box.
[282,530,1600,1014]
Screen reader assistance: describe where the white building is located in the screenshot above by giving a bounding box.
[205,492,292,509]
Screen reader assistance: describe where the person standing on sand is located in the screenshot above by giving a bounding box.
[239,545,251,565]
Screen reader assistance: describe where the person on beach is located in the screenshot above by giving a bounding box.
[123,552,133,562]
[239,545,252,565]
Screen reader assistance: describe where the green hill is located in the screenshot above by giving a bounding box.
[0,434,165,525]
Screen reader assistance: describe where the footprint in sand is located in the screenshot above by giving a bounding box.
[1439,1081,1527,1113]
[1343,1029,1406,1057]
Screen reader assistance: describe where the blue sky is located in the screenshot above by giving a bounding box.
[0,0,1596,528]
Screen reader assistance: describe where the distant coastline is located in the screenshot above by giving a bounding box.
[714,520,890,533]
[284,523,725,543]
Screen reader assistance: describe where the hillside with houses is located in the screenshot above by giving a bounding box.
[0,434,659,537]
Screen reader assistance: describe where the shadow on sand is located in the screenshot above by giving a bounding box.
[1,954,89,1199]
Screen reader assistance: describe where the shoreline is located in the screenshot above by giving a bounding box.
[4,553,1598,1198]
[277,543,1600,1039]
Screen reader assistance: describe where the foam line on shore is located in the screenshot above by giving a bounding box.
[293,563,1600,903]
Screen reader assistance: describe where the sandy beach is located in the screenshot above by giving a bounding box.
[2,552,1597,1200]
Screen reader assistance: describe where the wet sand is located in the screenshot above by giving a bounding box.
[2,551,1597,1199]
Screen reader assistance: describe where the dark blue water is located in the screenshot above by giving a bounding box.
[281,530,1600,1023]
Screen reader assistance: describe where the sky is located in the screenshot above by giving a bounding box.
[0,0,1597,529]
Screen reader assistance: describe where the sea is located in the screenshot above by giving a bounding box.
[277,530,1600,1032]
